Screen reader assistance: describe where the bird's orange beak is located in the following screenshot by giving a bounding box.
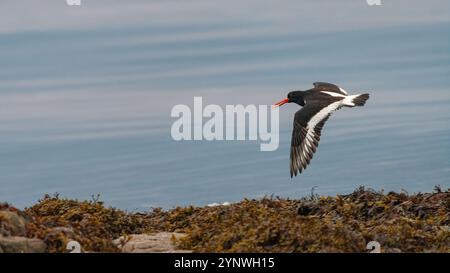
[273,98,289,108]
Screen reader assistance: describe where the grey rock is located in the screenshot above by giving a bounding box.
[47,226,77,238]
[0,235,47,253]
[384,247,402,253]
[113,232,192,253]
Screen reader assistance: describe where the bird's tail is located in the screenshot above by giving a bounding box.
[351,93,370,107]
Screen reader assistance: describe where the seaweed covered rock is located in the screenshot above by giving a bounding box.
[0,210,28,236]
[25,194,156,253]
[296,201,322,216]
[148,187,450,253]
[1,187,449,253]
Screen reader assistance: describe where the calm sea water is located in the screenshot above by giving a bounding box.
[0,2,449,210]
[1,86,449,211]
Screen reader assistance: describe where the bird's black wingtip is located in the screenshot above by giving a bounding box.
[290,168,302,178]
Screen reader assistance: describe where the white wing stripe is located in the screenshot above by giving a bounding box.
[307,100,342,130]
[321,91,346,98]
[339,87,349,95]
[303,100,342,153]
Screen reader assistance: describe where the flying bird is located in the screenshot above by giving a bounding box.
[274,82,370,177]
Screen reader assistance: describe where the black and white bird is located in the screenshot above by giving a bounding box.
[274,82,370,177]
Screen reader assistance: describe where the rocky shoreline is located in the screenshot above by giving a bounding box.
[1,187,449,253]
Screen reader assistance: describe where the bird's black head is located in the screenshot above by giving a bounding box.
[274,91,304,107]
[287,91,305,106]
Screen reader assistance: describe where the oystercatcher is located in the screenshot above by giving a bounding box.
[274,82,370,177]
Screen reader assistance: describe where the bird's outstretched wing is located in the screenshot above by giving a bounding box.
[313,82,348,96]
[290,100,343,177]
